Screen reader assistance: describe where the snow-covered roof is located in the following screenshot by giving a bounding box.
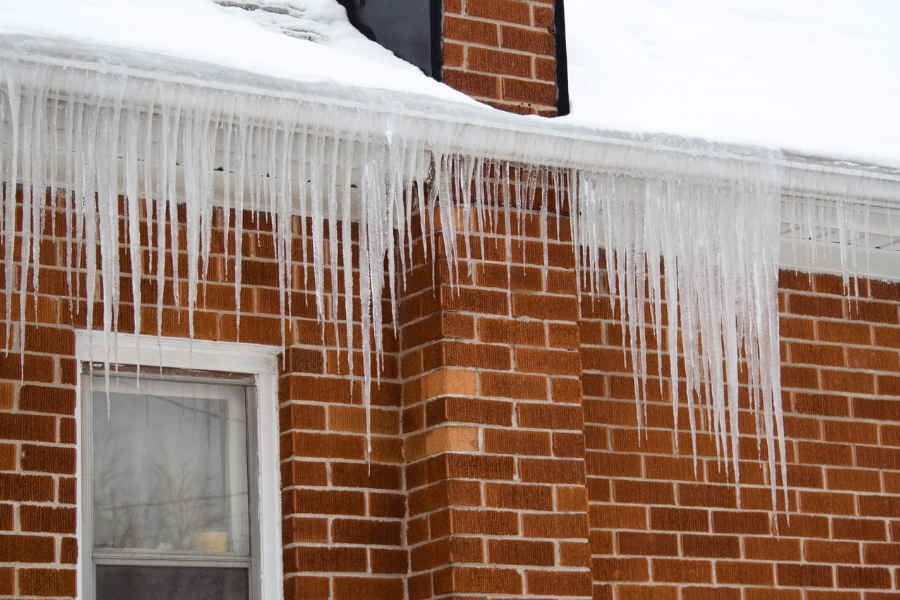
[2,0,898,169]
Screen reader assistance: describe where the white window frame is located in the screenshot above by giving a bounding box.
[75,331,282,600]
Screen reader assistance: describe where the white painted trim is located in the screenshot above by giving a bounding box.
[779,238,900,283]
[74,331,283,600]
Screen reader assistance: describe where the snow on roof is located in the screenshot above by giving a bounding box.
[0,0,468,102]
[1,0,899,169]
[563,0,900,169]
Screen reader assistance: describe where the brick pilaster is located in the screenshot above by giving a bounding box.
[400,193,592,598]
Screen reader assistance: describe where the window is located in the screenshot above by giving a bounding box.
[76,333,281,600]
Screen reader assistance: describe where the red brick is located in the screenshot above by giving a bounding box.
[592,557,649,582]
[285,431,365,460]
[282,517,328,544]
[503,78,557,106]
[469,46,532,78]
[805,540,861,564]
[820,369,875,394]
[332,577,403,600]
[519,457,584,484]
[331,462,401,490]
[480,372,547,400]
[858,495,900,518]
[0,566,12,595]
[0,473,54,502]
[826,468,880,492]
[438,565,522,595]
[525,569,592,597]
[370,548,407,574]
[681,534,740,559]
[833,518,887,542]
[516,347,580,375]
[443,69,500,99]
[522,512,587,538]
[0,534,55,563]
[586,452,641,478]
[517,403,583,430]
[553,431,585,458]
[452,508,518,535]
[500,25,555,54]
[800,490,857,515]
[488,539,554,566]
[744,537,801,561]
[679,484,737,508]
[332,519,401,545]
[590,504,646,530]
[613,480,674,505]
[20,444,76,474]
[426,396,513,426]
[445,453,515,480]
[550,378,582,403]
[484,428,550,455]
[285,546,366,573]
[711,510,770,535]
[284,489,365,516]
[836,566,892,589]
[20,505,75,534]
[854,398,900,422]
[444,15,499,45]
[716,561,774,586]
[484,483,552,510]
[863,543,900,565]
[281,460,328,487]
[19,568,77,597]
[512,293,577,320]
[856,446,900,470]
[19,385,76,415]
[777,563,834,587]
[847,347,899,371]
[798,441,854,466]
[441,341,510,370]
[466,0,530,25]
[0,413,55,442]
[617,532,678,557]
[790,294,844,318]
[652,558,712,583]
[682,587,740,600]
[790,342,845,367]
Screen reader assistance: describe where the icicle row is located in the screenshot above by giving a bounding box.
[3,59,897,511]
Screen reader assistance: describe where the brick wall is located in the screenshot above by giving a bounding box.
[2,176,899,600]
[441,0,561,115]
[581,269,900,599]
[0,189,405,599]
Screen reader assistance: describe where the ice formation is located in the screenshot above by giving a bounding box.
[1,58,897,509]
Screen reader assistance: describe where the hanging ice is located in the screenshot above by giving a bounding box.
[2,57,896,510]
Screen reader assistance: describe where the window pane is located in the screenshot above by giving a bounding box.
[91,376,250,556]
[96,565,247,600]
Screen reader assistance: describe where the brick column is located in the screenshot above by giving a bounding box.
[441,0,563,116]
[401,196,592,598]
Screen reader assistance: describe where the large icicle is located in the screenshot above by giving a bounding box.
[2,57,897,512]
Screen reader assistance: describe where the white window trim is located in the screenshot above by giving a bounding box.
[75,331,283,600]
